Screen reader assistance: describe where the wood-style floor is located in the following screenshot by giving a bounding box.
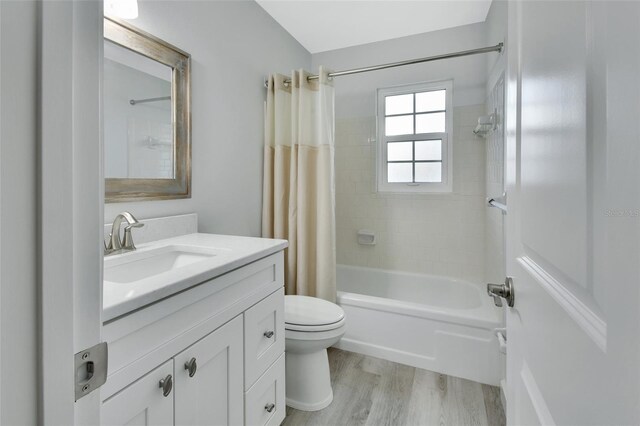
[282,348,505,426]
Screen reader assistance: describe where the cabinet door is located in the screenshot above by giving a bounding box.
[174,315,244,426]
[101,359,174,426]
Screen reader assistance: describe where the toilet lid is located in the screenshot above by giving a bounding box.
[285,295,345,327]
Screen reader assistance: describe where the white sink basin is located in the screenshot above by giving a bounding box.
[104,245,225,284]
[102,233,288,322]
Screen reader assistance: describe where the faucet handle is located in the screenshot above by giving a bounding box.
[486,277,515,308]
[489,294,503,307]
[122,222,144,250]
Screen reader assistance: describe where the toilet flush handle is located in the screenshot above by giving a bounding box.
[263,330,274,338]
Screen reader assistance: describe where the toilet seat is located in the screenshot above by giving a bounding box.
[285,295,345,332]
[285,317,346,332]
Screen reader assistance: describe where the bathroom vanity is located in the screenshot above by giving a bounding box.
[100,233,287,426]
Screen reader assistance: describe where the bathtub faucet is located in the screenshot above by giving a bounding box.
[486,277,515,308]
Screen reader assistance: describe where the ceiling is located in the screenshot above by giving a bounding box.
[256,0,493,54]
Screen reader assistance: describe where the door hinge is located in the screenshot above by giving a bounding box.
[74,342,108,401]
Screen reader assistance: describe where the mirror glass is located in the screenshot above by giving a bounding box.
[104,40,174,179]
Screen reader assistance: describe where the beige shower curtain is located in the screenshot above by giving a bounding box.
[262,67,336,302]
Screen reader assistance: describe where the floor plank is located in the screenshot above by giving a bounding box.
[482,384,506,426]
[283,348,505,426]
[442,376,488,426]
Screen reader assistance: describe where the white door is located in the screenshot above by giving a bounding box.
[39,0,104,424]
[174,316,244,426]
[102,360,174,426]
[505,1,640,425]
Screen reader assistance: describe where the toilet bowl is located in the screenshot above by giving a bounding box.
[284,295,346,411]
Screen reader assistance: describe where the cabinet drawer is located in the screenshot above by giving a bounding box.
[244,289,285,389]
[102,359,174,426]
[244,354,285,426]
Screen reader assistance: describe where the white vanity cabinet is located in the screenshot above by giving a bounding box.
[100,251,286,426]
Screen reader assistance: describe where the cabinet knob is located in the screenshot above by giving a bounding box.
[263,330,274,339]
[159,374,173,397]
[265,403,276,413]
[184,357,198,378]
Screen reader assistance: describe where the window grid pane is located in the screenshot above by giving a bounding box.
[415,112,446,133]
[415,139,442,161]
[385,139,443,183]
[415,162,442,182]
[385,115,414,136]
[415,90,446,112]
[385,94,414,116]
[388,162,413,183]
[387,141,413,161]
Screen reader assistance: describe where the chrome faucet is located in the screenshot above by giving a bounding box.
[487,277,515,308]
[105,212,144,256]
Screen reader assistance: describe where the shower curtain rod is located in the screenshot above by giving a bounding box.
[264,42,503,88]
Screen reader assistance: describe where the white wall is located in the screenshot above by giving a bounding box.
[485,0,507,77]
[105,0,311,236]
[313,22,494,282]
[312,22,490,119]
[0,1,38,424]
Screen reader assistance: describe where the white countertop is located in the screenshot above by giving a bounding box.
[103,233,288,322]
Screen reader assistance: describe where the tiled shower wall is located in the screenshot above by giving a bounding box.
[485,75,506,284]
[335,104,487,283]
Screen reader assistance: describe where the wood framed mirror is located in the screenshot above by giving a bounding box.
[104,16,191,202]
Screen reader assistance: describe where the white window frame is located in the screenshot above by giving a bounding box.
[376,80,453,193]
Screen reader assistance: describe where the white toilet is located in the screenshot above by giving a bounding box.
[284,295,346,411]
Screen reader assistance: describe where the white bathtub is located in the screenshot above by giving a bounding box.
[335,264,504,386]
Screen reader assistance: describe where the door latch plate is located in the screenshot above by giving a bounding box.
[74,342,108,401]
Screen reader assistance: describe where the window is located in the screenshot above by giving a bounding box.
[376,80,453,193]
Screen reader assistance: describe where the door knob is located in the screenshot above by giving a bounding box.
[487,277,514,307]
[184,357,197,378]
